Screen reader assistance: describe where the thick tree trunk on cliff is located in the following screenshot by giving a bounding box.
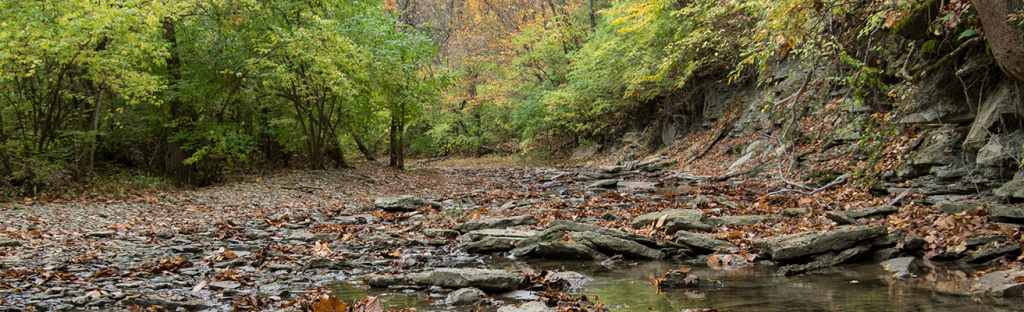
[976,0,1024,82]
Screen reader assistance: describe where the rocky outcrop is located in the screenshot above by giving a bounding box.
[753,226,887,261]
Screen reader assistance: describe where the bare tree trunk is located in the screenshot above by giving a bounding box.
[388,102,405,170]
[162,17,196,185]
[349,130,376,161]
[78,88,104,181]
[588,0,596,32]
[976,0,1024,82]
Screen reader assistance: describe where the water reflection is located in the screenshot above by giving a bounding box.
[329,257,1022,312]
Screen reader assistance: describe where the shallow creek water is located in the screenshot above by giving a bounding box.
[329,257,1022,312]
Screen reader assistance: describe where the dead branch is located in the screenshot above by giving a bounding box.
[709,164,764,182]
[768,173,850,196]
[687,126,732,164]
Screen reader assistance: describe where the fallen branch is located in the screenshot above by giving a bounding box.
[478,145,513,155]
[709,164,764,182]
[687,126,732,164]
[768,173,851,196]
[411,156,450,166]
[281,186,322,194]
[340,173,375,183]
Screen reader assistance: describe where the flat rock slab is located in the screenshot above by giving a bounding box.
[753,225,887,261]
[374,195,441,212]
[529,242,609,260]
[547,220,658,246]
[972,269,1024,297]
[453,215,537,233]
[589,179,618,188]
[633,209,705,229]
[465,237,516,253]
[705,216,776,227]
[617,181,659,189]
[424,229,459,239]
[956,244,1022,263]
[986,205,1024,222]
[825,211,861,225]
[411,268,526,291]
[674,230,735,252]
[467,229,537,241]
[846,205,899,218]
[568,231,665,260]
[0,237,20,247]
[665,218,713,233]
[880,257,916,279]
[497,301,555,312]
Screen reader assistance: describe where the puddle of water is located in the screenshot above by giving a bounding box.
[329,280,425,310]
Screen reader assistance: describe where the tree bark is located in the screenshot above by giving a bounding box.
[349,130,376,161]
[161,17,196,185]
[388,102,405,170]
[976,0,1024,83]
[78,88,104,181]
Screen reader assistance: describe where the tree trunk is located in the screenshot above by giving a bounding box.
[388,103,405,169]
[78,88,104,181]
[588,0,596,32]
[349,130,376,161]
[161,17,196,185]
[976,0,1024,83]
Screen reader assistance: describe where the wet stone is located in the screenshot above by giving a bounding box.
[445,287,487,305]
[880,257,916,279]
[956,244,1022,263]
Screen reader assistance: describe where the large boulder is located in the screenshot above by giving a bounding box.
[411,268,527,291]
[880,257,916,279]
[374,195,441,212]
[753,225,887,261]
[632,209,705,229]
[453,215,537,233]
[567,231,665,260]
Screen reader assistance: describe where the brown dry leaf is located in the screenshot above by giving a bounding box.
[312,296,346,312]
[192,281,206,293]
[655,214,669,228]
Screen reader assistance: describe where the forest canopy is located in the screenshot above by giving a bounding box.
[1,0,1015,195]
